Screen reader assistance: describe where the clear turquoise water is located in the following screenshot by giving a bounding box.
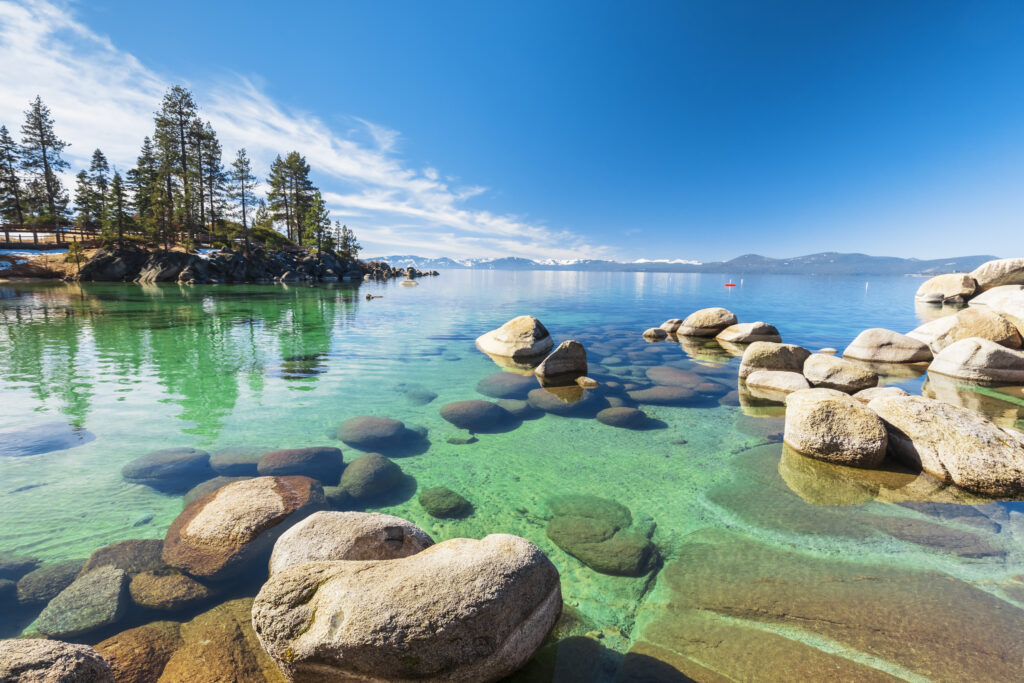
[2,271,1024,680]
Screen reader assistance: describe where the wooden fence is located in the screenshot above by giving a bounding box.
[0,224,98,250]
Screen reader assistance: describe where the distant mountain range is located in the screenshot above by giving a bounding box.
[365,252,998,275]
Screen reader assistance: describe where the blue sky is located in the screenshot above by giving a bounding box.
[2,0,1023,261]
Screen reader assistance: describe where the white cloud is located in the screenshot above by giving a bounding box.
[0,0,613,260]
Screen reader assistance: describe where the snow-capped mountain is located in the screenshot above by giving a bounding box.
[364,252,999,275]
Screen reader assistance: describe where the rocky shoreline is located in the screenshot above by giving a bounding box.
[68,246,440,285]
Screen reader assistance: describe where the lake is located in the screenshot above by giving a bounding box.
[2,270,1024,681]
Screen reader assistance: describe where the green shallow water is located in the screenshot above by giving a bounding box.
[2,271,1024,680]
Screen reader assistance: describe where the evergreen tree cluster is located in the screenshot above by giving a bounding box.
[0,88,361,259]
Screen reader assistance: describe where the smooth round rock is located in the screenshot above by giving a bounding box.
[802,353,878,393]
[716,322,782,344]
[440,400,514,431]
[842,328,932,363]
[257,447,344,485]
[744,370,811,399]
[419,487,472,518]
[970,257,1024,292]
[268,511,434,576]
[475,315,554,361]
[535,340,588,386]
[852,386,909,403]
[783,389,888,468]
[739,342,811,379]
[162,476,326,581]
[475,372,538,399]
[252,534,561,683]
[643,327,668,340]
[915,273,978,301]
[678,307,737,336]
[121,448,214,492]
[336,416,407,450]
[0,639,114,682]
[338,453,402,499]
[928,337,1024,384]
[596,407,649,429]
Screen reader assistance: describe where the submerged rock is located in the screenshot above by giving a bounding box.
[35,566,129,638]
[646,365,703,388]
[626,385,696,406]
[802,353,878,393]
[0,421,95,458]
[738,342,811,379]
[476,315,554,362]
[257,447,344,486]
[596,407,649,429]
[121,447,214,492]
[268,511,434,576]
[868,394,1024,495]
[128,570,214,611]
[16,558,85,605]
[252,534,561,683]
[0,639,113,683]
[535,340,588,386]
[80,539,166,578]
[158,598,286,682]
[419,486,473,518]
[715,321,781,344]
[783,388,887,468]
[928,337,1024,384]
[209,446,267,476]
[475,371,537,399]
[94,620,183,683]
[337,452,402,499]
[545,494,655,577]
[336,416,407,451]
[528,386,603,414]
[0,552,38,581]
[677,307,737,337]
[162,476,325,581]
[842,328,932,363]
[440,399,516,431]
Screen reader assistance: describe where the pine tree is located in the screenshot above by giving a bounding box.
[73,170,94,227]
[128,136,159,242]
[302,190,331,252]
[20,96,70,239]
[153,86,198,240]
[73,149,110,232]
[198,121,225,239]
[0,125,25,225]
[228,148,257,251]
[337,223,361,260]
[267,151,315,245]
[106,171,131,247]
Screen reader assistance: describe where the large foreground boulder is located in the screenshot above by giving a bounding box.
[842,328,932,363]
[738,342,811,379]
[476,316,554,362]
[94,620,183,683]
[534,341,587,386]
[928,337,1024,384]
[802,353,878,393]
[914,273,977,301]
[268,511,433,575]
[783,389,887,468]
[677,307,737,336]
[0,639,113,682]
[162,476,325,581]
[869,394,1024,495]
[970,257,1024,292]
[252,534,561,682]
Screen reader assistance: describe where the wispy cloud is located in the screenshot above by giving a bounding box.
[0,0,612,260]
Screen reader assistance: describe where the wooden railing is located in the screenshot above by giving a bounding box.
[0,223,99,249]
